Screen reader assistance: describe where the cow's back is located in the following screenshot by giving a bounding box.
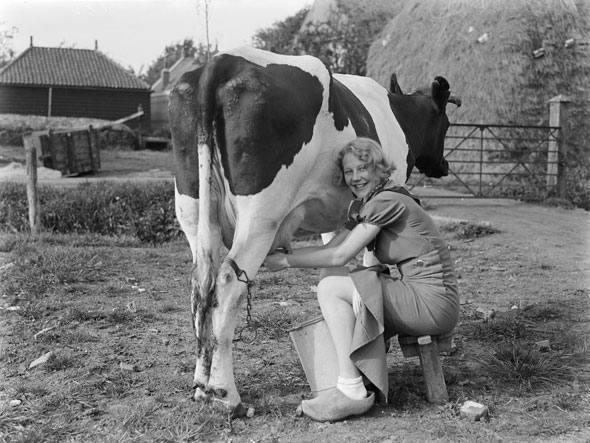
[333,74,409,184]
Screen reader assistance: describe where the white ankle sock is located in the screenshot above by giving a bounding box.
[337,375,367,400]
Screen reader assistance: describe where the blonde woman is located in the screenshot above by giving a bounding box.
[265,137,459,422]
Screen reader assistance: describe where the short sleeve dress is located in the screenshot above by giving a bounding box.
[339,184,459,402]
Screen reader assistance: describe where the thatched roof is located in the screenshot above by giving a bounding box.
[366,0,590,160]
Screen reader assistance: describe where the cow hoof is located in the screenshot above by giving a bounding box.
[230,402,248,419]
[193,387,211,402]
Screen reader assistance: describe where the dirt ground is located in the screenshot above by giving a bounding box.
[0,148,589,442]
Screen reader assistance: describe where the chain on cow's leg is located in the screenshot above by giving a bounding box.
[225,258,258,342]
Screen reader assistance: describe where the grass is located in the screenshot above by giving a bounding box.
[0,223,588,441]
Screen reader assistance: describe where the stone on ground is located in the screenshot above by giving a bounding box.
[460,400,489,421]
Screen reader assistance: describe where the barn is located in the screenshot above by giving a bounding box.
[0,41,151,130]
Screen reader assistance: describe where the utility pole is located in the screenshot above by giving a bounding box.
[204,0,211,61]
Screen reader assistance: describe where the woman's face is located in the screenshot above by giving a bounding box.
[342,152,380,198]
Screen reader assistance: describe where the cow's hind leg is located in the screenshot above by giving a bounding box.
[204,229,277,413]
[175,184,227,405]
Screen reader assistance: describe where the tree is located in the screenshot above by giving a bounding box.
[140,39,217,86]
[0,23,17,69]
[252,8,309,54]
[295,3,391,76]
[252,4,391,76]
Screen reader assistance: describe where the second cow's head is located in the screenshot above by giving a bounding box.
[391,75,461,179]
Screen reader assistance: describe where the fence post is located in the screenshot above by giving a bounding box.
[547,95,571,198]
[24,134,41,236]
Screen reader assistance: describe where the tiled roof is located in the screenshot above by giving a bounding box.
[151,56,202,93]
[0,46,149,90]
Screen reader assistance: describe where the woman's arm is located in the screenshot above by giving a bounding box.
[264,223,380,271]
[285,229,349,256]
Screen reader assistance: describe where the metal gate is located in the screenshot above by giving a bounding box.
[408,123,561,199]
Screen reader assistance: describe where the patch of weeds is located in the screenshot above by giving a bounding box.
[6,244,104,298]
[480,341,573,389]
[9,412,82,442]
[36,329,99,345]
[39,391,69,412]
[158,403,230,442]
[16,303,45,321]
[248,306,296,340]
[557,332,589,355]
[438,218,500,240]
[45,351,76,372]
[4,426,47,443]
[252,395,293,419]
[0,233,19,252]
[553,391,583,411]
[159,302,181,313]
[101,306,155,325]
[522,303,564,321]
[119,399,162,432]
[13,381,50,399]
[469,314,530,343]
[34,330,61,344]
[65,307,106,323]
[94,371,142,399]
[106,308,136,324]
[60,329,100,345]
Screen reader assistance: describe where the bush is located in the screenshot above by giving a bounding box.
[564,165,590,210]
[0,181,181,243]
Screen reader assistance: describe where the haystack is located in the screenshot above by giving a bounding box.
[301,0,402,30]
[366,0,590,161]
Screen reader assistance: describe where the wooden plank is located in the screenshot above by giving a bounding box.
[64,132,76,175]
[72,131,91,173]
[88,125,100,171]
[49,130,67,174]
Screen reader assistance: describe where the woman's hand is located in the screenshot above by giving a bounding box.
[264,252,289,272]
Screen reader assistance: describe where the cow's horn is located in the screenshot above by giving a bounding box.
[448,95,462,107]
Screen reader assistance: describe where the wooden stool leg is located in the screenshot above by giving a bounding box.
[417,336,449,404]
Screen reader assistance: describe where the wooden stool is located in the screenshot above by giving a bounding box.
[397,332,453,403]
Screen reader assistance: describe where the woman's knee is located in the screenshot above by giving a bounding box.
[317,275,355,305]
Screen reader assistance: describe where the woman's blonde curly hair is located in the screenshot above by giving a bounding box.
[333,137,396,187]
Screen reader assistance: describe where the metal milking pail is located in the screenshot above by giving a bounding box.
[288,315,339,395]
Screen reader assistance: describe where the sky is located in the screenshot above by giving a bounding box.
[1,0,312,74]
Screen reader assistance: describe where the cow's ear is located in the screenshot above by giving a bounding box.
[431,76,450,113]
[390,73,403,95]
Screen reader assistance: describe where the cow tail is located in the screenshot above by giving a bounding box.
[194,59,221,304]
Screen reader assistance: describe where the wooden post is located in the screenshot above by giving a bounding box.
[547,95,571,198]
[47,87,53,117]
[416,336,449,404]
[24,134,41,236]
[398,334,451,404]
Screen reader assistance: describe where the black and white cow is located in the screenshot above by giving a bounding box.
[170,47,460,414]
